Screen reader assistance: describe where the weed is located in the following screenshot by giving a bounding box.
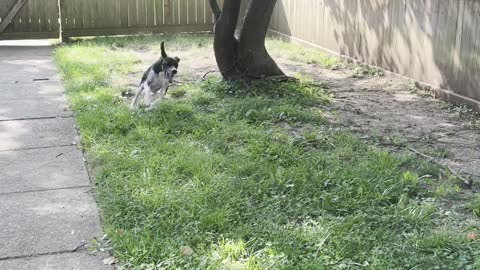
[407,80,418,93]
[351,64,384,78]
[445,104,480,129]
[169,88,187,98]
[466,195,480,217]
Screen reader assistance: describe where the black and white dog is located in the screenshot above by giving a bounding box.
[131,42,180,110]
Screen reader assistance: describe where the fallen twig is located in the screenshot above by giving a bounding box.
[464,172,480,178]
[406,147,473,188]
[203,70,219,80]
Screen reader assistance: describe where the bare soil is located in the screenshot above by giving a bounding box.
[123,45,480,189]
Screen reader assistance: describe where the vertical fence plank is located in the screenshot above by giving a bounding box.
[164,0,173,24]
[32,0,42,32]
[76,0,84,30]
[146,0,155,27]
[452,0,466,85]
[172,0,181,25]
[204,0,213,24]
[471,1,480,100]
[65,0,74,30]
[196,0,205,24]
[91,0,99,28]
[137,0,146,27]
[187,0,196,25]
[154,0,164,26]
[26,0,34,32]
[120,0,129,28]
[179,0,187,25]
[10,0,28,33]
[458,0,478,98]
[130,0,139,27]
[314,0,324,45]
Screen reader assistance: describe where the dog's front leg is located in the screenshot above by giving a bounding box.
[131,85,144,109]
[146,87,167,111]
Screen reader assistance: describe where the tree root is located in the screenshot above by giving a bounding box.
[263,75,297,82]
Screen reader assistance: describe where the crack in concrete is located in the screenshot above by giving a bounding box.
[0,115,72,122]
[0,244,86,262]
[1,97,66,101]
[0,144,77,153]
[0,185,91,196]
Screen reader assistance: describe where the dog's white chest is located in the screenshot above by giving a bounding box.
[149,72,169,93]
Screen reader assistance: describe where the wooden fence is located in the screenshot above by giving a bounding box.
[270,0,480,109]
[60,0,218,37]
[0,0,218,40]
[0,0,59,40]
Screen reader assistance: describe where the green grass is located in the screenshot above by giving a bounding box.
[467,195,480,217]
[66,32,213,52]
[266,36,340,69]
[54,33,480,270]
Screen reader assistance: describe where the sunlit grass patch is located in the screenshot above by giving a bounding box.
[267,36,340,69]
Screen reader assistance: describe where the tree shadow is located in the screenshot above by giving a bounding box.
[271,0,480,108]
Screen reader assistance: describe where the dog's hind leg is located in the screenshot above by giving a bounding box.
[131,85,144,109]
[146,86,167,111]
[144,83,155,109]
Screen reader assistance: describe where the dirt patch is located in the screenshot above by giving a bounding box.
[122,45,480,188]
[277,56,480,189]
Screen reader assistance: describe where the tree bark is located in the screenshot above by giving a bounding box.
[209,0,286,81]
[212,0,243,80]
[238,0,284,79]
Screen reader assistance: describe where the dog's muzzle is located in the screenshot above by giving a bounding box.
[166,69,177,83]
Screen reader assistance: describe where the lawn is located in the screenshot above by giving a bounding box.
[54,33,480,270]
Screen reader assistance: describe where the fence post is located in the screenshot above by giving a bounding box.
[57,0,64,42]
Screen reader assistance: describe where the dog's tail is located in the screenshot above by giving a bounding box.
[161,42,167,58]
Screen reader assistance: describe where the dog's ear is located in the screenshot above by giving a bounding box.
[161,42,167,58]
[174,57,180,63]
[152,59,163,73]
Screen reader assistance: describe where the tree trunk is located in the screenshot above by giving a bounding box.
[212,0,243,80]
[238,0,284,79]
[209,0,286,81]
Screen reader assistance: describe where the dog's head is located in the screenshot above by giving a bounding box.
[158,42,180,83]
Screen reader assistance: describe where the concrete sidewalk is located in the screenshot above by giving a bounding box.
[0,41,111,269]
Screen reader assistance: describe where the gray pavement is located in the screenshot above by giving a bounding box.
[0,40,111,269]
